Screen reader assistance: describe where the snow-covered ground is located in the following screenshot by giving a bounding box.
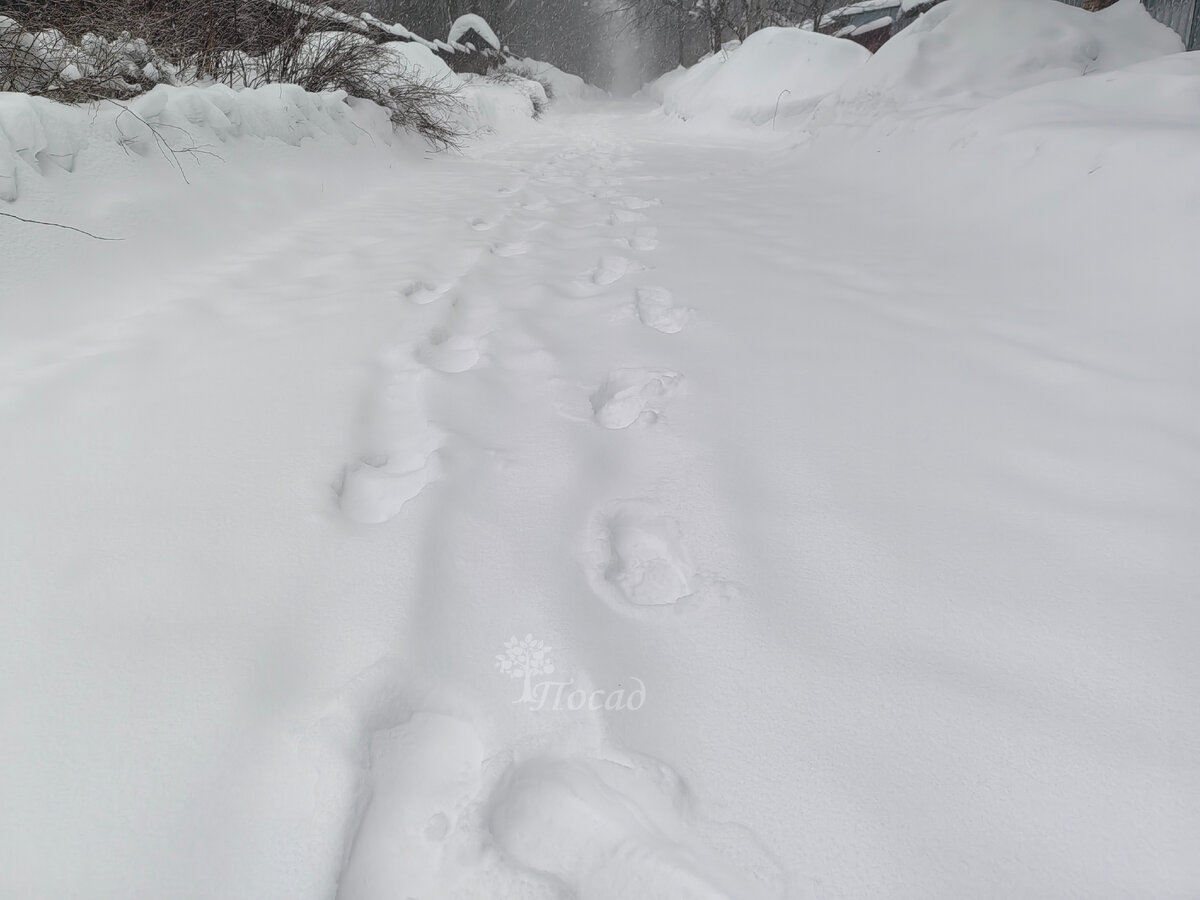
[4,3,1199,898]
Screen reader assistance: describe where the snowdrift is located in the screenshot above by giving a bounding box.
[970,49,1200,140]
[810,0,1184,125]
[646,0,1184,136]
[796,0,1193,180]
[0,84,398,204]
[381,41,548,132]
[462,72,549,129]
[0,49,563,205]
[498,56,607,104]
[650,27,870,126]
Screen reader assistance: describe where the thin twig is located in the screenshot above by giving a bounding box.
[0,211,123,240]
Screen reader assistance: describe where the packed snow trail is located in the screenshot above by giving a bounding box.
[2,105,1197,899]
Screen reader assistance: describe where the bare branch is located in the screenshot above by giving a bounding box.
[0,211,123,240]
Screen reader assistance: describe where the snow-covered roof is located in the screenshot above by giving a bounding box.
[267,0,367,31]
[360,11,438,51]
[853,15,893,34]
[821,0,900,26]
[448,14,500,51]
[855,0,899,8]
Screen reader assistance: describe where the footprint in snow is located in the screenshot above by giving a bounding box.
[519,195,550,212]
[591,367,682,429]
[609,209,645,226]
[621,196,661,210]
[469,216,497,232]
[592,255,634,287]
[491,240,531,258]
[398,279,444,305]
[635,286,690,334]
[338,712,484,900]
[624,227,659,252]
[418,328,481,374]
[489,753,774,899]
[338,437,442,525]
[589,504,695,607]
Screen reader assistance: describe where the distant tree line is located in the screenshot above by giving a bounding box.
[612,0,846,59]
[356,0,859,87]
[362,0,617,86]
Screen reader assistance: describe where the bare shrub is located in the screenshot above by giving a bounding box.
[215,28,466,148]
[381,72,466,148]
[0,14,175,100]
[0,1,466,147]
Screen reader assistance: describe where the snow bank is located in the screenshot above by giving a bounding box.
[638,62,690,105]
[375,42,543,132]
[460,73,548,131]
[641,44,727,107]
[810,0,1183,125]
[498,57,607,104]
[0,84,398,204]
[795,0,1193,184]
[945,47,1200,179]
[972,49,1200,136]
[649,27,870,126]
[381,39,459,84]
[0,56,551,205]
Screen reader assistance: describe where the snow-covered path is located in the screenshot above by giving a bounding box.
[4,105,1198,899]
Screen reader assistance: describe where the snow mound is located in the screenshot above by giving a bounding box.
[376,42,547,133]
[380,39,460,84]
[0,72,545,205]
[955,49,1200,171]
[649,27,870,127]
[0,84,397,203]
[448,13,500,51]
[811,0,1183,125]
[639,63,688,105]
[498,57,607,104]
[459,74,547,133]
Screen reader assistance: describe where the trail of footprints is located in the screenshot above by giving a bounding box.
[331,152,773,898]
[582,181,699,615]
[335,181,527,522]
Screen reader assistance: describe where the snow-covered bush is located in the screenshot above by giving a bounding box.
[0,15,178,101]
[378,43,556,135]
[482,70,550,117]
[206,28,466,147]
[498,61,556,104]
[0,2,470,148]
[496,56,606,105]
[457,72,547,131]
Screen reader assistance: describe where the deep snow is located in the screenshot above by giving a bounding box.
[647,28,870,126]
[4,5,1200,898]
